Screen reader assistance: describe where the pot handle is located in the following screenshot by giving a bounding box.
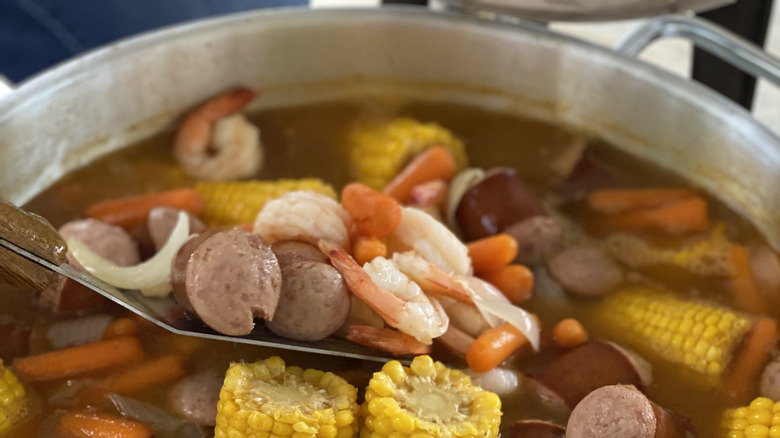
[614,15,780,88]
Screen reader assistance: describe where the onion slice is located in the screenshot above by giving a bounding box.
[459,276,540,350]
[68,212,190,297]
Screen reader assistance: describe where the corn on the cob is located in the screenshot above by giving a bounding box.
[195,179,337,227]
[360,355,501,438]
[0,360,31,433]
[349,118,468,190]
[215,356,359,438]
[597,285,753,378]
[722,397,780,438]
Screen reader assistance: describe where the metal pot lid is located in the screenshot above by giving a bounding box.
[440,0,735,22]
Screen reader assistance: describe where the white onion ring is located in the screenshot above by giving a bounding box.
[68,212,190,297]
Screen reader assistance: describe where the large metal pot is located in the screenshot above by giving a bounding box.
[0,8,778,246]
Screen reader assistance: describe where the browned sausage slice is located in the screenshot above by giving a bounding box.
[169,373,223,426]
[502,420,565,438]
[170,230,220,312]
[177,229,281,336]
[529,340,651,409]
[504,216,563,266]
[455,167,546,240]
[271,240,328,266]
[566,385,696,438]
[148,207,207,252]
[547,246,624,296]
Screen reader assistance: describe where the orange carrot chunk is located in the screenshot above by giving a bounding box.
[13,336,145,382]
[552,318,589,349]
[86,187,205,231]
[467,234,519,275]
[481,264,534,304]
[587,188,697,214]
[102,355,186,394]
[102,318,138,339]
[729,245,767,315]
[58,411,153,438]
[604,196,710,235]
[382,146,456,203]
[353,237,388,265]
[466,322,529,373]
[342,183,402,238]
[723,317,778,404]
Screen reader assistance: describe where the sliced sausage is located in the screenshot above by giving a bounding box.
[547,246,624,296]
[504,216,564,266]
[173,229,281,336]
[566,385,696,438]
[271,240,328,266]
[750,245,780,302]
[266,259,350,342]
[760,359,780,400]
[0,322,31,362]
[169,373,222,426]
[148,207,207,252]
[170,229,220,312]
[455,167,546,240]
[502,420,565,438]
[529,340,652,409]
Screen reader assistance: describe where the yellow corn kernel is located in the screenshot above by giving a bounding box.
[361,355,501,438]
[216,357,359,438]
[597,285,753,379]
[723,397,780,438]
[196,178,337,226]
[0,361,31,434]
[349,118,468,190]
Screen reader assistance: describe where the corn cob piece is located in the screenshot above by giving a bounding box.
[349,118,468,190]
[361,355,501,438]
[195,179,337,227]
[0,360,32,434]
[215,356,359,438]
[722,397,780,438]
[597,285,753,379]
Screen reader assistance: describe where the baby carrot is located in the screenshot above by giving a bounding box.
[587,188,697,214]
[353,236,388,265]
[13,336,145,382]
[103,355,186,395]
[382,146,456,203]
[466,322,529,373]
[58,411,153,438]
[552,318,589,348]
[603,196,710,235]
[723,317,778,404]
[102,318,138,339]
[467,234,519,275]
[481,264,534,304]
[86,187,205,231]
[341,183,402,238]
[729,245,766,315]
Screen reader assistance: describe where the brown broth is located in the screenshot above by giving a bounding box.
[16,97,771,438]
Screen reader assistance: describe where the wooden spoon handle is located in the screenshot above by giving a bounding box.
[0,201,67,291]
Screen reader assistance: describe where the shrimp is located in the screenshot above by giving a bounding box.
[319,240,448,344]
[392,206,473,276]
[254,192,351,249]
[345,325,431,356]
[392,251,473,303]
[173,88,262,181]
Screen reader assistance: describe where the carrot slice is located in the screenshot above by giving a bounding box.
[729,245,767,314]
[481,264,534,304]
[102,318,138,339]
[723,317,778,404]
[552,318,589,349]
[466,322,529,373]
[102,355,186,394]
[352,237,388,265]
[58,411,153,438]
[86,187,204,230]
[467,234,519,275]
[587,188,697,214]
[342,183,402,238]
[13,336,144,382]
[382,146,456,203]
[603,196,710,235]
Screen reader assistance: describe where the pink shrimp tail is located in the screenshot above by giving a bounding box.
[346,325,431,356]
[197,88,258,122]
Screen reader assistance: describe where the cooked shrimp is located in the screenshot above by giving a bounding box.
[392,251,473,303]
[319,240,448,344]
[392,206,473,276]
[345,325,431,356]
[254,192,351,249]
[173,88,262,181]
